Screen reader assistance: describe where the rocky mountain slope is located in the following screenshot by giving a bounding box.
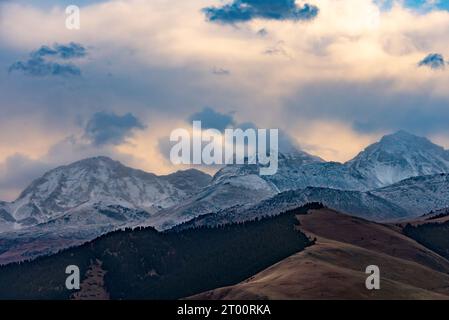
[1,156,211,227]
[174,172,449,230]
[2,130,448,231]
[213,130,449,194]
[347,130,449,188]
[162,131,449,228]
[0,157,211,264]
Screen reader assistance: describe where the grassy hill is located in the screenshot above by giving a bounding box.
[192,208,449,300]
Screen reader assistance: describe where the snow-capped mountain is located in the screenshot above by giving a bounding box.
[264,130,449,192]
[173,188,408,231]
[146,172,278,230]
[0,196,210,266]
[3,130,446,230]
[149,150,326,229]
[212,149,324,185]
[0,204,154,265]
[145,131,449,229]
[3,156,211,226]
[0,157,211,264]
[347,130,449,188]
[175,173,449,230]
[212,150,366,192]
[9,171,449,264]
[209,131,449,195]
[2,130,449,263]
[371,173,449,217]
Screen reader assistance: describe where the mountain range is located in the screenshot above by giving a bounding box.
[151,130,449,229]
[0,157,210,226]
[1,130,449,264]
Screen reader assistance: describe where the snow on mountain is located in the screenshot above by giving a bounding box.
[148,150,326,230]
[258,130,449,193]
[371,173,449,217]
[144,131,449,229]
[3,130,446,231]
[265,160,369,191]
[174,173,449,230]
[347,130,449,188]
[0,202,15,233]
[212,149,324,185]
[0,157,212,264]
[146,172,278,230]
[207,130,449,195]
[4,156,211,226]
[0,203,154,265]
[173,188,409,231]
[2,131,449,263]
[213,150,366,192]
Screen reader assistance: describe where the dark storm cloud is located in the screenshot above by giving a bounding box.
[84,112,146,146]
[284,79,449,136]
[203,0,319,24]
[9,59,82,76]
[188,107,235,131]
[31,43,87,60]
[8,42,86,77]
[418,53,446,70]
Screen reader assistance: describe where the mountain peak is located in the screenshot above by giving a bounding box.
[83,155,115,162]
[379,130,431,146]
[386,130,416,139]
[69,156,120,167]
[347,130,449,187]
[389,129,415,137]
[9,156,212,225]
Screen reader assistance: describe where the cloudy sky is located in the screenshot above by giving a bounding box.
[1,0,449,200]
